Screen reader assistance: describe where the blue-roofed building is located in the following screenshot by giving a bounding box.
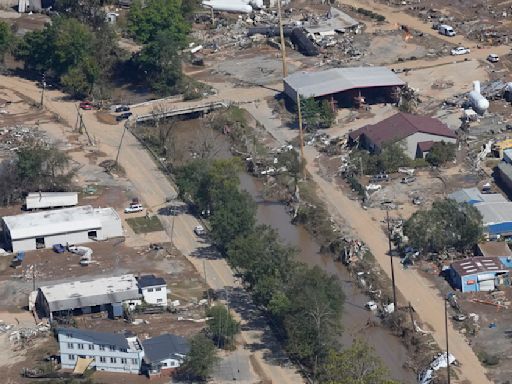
[477,242,512,268]
[449,257,509,292]
[475,202,512,237]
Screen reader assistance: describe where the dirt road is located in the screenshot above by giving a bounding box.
[0,75,304,384]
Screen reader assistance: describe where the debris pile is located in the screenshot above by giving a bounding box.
[0,126,52,156]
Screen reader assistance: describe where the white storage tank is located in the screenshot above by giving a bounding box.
[202,0,253,13]
[469,81,489,115]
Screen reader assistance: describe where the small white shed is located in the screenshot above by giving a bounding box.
[25,192,78,210]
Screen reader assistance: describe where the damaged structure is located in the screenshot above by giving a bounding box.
[348,112,457,159]
[283,67,405,107]
[142,334,190,377]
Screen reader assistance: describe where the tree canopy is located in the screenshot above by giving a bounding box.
[206,305,240,348]
[300,97,336,131]
[350,144,412,175]
[404,199,483,254]
[425,142,457,167]
[320,340,399,384]
[180,333,219,381]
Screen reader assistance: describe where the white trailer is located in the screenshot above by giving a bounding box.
[25,192,78,210]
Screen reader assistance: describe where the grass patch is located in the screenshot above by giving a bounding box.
[126,216,164,234]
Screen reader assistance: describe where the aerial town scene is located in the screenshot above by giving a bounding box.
[2,0,512,383]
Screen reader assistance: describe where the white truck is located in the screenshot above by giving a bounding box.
[438,24,456,36]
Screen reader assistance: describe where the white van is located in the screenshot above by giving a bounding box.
[438,24,456,36]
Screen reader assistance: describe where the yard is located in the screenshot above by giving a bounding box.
[125,216,164,234]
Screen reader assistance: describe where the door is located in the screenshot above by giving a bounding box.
[479,279,495,292]
[35,237,45,249]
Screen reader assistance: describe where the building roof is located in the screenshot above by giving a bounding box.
[40,274,142,312]
[348,112,456,148]
[474,201,512,226]
[284,67,405,99]
[2,205,120,240]
[448,188,508,205]
[142,334,190,364]
[304,7,359,34]
[137,275,166,288]
[56,328,130,349]
[497,161,512,182]
[477,242,512,258]
[26,192,78,198]
[451,257,508,277]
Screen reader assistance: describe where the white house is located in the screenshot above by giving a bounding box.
[142,333,189,377]
[137,275,168,307]
[2,205,123,252]
[56,328,144,374]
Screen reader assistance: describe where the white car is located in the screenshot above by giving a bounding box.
[124,204,144,213]
[194,225,206,236]
[451,46,470,56]
[487,54,499,63]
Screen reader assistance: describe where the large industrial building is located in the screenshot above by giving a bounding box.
[348,112,457,159]
[449,257,509,292]
[283,66,405,107]
[448,187,507,205]
[2,205,123,252]
[35,274,142,321]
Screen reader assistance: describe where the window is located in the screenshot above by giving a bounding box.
[132,359,138,365]
[120,348,127,353]
[170,361,177,367]
[99,356,106,363]
[121,358,127,364]
[99,345,105,351]
[88,344,94,350]
[67,343,74,349]
[77,343,84,350]
[109,345,116,351]
[110,357,117,364]
[147,288,154,292]
[66,333,72,338]
[155,288,162,291]
[162,362,168,367]
[157,299,163,303]
[68,354,75,361]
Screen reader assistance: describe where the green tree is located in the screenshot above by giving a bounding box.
[180,333,219,381]
[320,340,399,384]
[206,305,240,348]
[128,0,190,45]
[0,21,14,63]
[61,58,99,98]
[425,141,456,167]
[350,143,412,175]
[300,97,335,131]
[404,199,483,255]
[227,225,297,305]
[54,0,107,28]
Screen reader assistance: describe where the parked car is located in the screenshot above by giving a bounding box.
[194,225,206,236]
[450,46,470,56]
[124,204,143,213]
[371,173,389,182]
[79,101,93,110]
[438,24,456,36]
[487,54,499,63]
[453,313,467,322]
[115,105,130,112]
[116,112,133,121]
[52,244,66,253]
[401,176,416,184]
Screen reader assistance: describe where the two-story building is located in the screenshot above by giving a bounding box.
[56,328,144,374]
[137,275,168,307]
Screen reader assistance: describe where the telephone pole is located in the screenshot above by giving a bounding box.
[115,124,127,165]
[296,94,305,177]
[39,73,46,109]
[445,298,451,384]
[386,209,397,309]
[277,0,288,78]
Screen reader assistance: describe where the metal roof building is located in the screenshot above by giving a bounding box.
[25,192,78,210]
[36,274,142,320]
[473,201,512,236]
[2,205,123,252]
[448,188,507,205]
[283,67,405,104]
[449,257,509,292]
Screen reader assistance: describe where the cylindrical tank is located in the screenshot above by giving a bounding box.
[242,0,263,8]
[202,0,253,13]
[469,80,489,115]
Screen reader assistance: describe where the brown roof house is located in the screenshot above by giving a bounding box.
[348,112,457,158]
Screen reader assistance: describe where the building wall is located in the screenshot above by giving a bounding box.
[460,274,479,293]
[11,230,93,252]
[404,132,456,159]
[58,333,143,373]
[97,212,123,240]
[487,222,512,236]
[142,285,167,306]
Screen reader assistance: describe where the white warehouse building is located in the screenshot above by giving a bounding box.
[2,205,123,252]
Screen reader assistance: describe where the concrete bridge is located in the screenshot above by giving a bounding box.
[135,100,228,124]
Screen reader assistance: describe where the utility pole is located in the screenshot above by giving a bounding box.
[277,0,288,78]
[32,265,36,291]
[445,298,451,384]
[170,214,175,245]
[39,73,46,109]
[115,124,127,165]
[296,93,305,177]
[386,209,397,309]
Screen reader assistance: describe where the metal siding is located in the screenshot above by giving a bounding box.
[461,274,479,292]
[488,222,512,235]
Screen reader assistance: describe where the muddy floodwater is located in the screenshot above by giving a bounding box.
[239,173,416,383]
